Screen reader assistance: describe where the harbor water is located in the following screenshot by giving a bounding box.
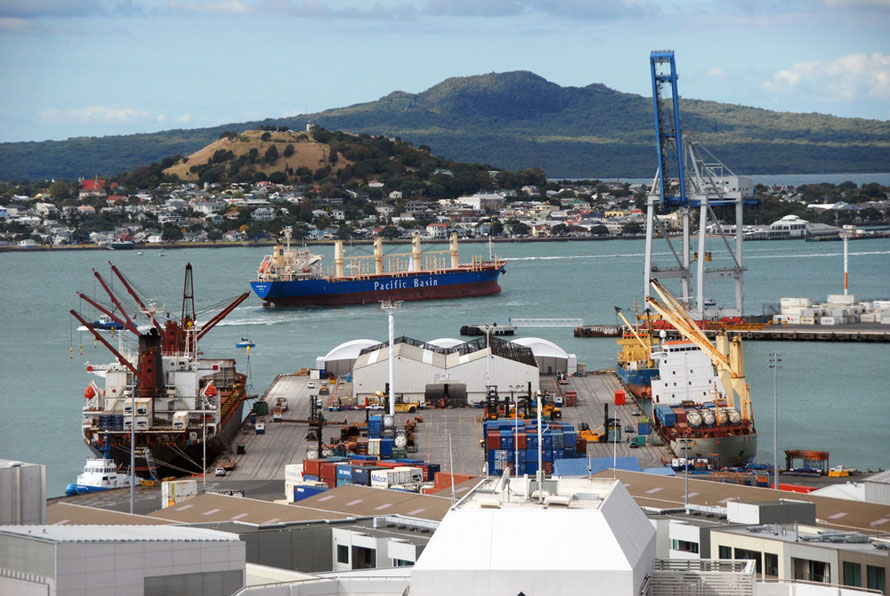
[0,238,888,496]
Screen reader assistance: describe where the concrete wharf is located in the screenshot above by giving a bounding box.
[221,371,668,484]
[575,322,890,342]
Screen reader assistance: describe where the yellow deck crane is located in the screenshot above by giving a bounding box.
[645,280,754,423]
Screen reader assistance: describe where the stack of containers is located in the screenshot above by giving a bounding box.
[654,404,676,427]
[483,419,584,476]
[368,415,382,438]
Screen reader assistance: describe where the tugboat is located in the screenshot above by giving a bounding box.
[71,262,250,479]
[65,457,132,495]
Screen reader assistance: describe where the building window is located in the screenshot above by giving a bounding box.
[393,558,413,567]
[843,561,862,587]
[337,544,349,564]
[764,553,778,577]
[735,548,763,574]
[719,545,732,560]
[867,565,885,593]
[671,539,699,554]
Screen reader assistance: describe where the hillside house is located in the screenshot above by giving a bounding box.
[251,207,275,222]
[425,222,449,239]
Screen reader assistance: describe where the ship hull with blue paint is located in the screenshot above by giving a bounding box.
[251,264,506,307]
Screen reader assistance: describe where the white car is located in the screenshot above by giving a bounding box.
[307,381,315,389]
[367,404,384,411]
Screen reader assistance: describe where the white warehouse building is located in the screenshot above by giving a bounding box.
[351,336,541,405]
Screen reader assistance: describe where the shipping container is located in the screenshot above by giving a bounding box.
[293,484,327,502]
[614,390,626,405]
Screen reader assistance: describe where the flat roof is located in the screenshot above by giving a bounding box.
[295,484,453,522]
[149,493,353,526]
[47,502,173,526]
[148,486,454,526]
[0,524,239,543]
[595,470,890,535]
[456,476,616,511]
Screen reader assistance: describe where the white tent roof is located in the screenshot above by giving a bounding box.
[511,337,569,359]
[323,339,379,361]
[427,338,464,348]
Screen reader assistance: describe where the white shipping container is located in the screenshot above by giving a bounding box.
[873,300,890,310]
[827,294,857,305]
[860,313,877,323]
[392,466,412,484]
[799,316,815,325]
[162,479,198,508]
[370,469,397,488]
[285,481,296,503]
[820,316,837,326]
[285,464,303,483]
[781,297,812,307]
[800,308,815,318]
[173,410,189,430]
[882,318,890,325]
[406,467,424,483]
[369,438,381,456]
[784,315,801,325]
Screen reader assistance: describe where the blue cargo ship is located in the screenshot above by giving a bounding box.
[251,229,506,307]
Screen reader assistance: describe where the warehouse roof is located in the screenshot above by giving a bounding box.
[47,502,173,526]
[0,524,238,543]
[512,337,569,359]
[148,486,454,525]
[324,339,379,361]
[594,470,890,535]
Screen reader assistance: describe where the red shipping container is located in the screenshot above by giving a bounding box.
[320,462,339,482]
[486,431,501,450]
[576,437,587,455]
[672,407,688,424]
[434,472,474,489]
[349,459,379,466]
[515,433,527,449]
[303,459,322,477]
[614,390,626,405]
[374,460,403,469]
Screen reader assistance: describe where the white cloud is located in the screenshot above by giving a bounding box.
[763,52,890,102]
[706,68,725,77]
[38,105,153,125]
[0,16,33,30]
[176,113,192,123]
[169,0,251,13]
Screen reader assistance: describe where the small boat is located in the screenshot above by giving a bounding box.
[65,457,132,496]
[704,298,717,307]
[91,314,125,330]
[236,337,255,348]
[138,251,144,256]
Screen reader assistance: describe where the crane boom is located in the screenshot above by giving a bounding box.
[644,280,753,420]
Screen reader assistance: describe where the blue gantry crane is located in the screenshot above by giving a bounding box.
[643,50,757,318]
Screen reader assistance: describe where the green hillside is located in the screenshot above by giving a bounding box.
[2,71,889,180]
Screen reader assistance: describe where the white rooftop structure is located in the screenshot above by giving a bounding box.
[426,337,464,348]
[512,336,578,375]
[317,338,378,374]
[411,476,655,594]
[0,524,245,595]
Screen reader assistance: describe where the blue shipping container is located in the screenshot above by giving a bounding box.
[293,485,327,502]
[337,464,354,480]
[638,422,651,435]
[380,438,394,458]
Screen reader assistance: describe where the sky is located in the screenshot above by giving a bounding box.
[0,0,888,143]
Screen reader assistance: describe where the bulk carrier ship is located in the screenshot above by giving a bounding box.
[644,281,757,467]
[250,229,506,307]
[71,263,250,479]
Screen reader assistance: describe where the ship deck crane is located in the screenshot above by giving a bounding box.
[644,280,754,423]
[645,50,757,319]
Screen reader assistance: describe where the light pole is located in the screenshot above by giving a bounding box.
[769,352,783,490]
[381,300,402,417]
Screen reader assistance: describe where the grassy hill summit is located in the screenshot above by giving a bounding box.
[164,128,351,184]
[2,70,889,181]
